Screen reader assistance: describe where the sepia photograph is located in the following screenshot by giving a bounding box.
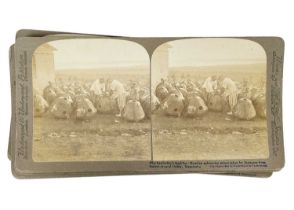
[32,39,152,161]
[1,1,290,209]
[151,38,269,160]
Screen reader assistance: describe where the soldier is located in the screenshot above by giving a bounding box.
[90,78,106,96]
[218,75,238,115]
[202,75,218,102]
[123,82,145,122]
[107,79,127,117]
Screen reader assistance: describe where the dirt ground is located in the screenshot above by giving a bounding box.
[33,114,151,162]
[152,110,269,160]
[33,110,269,162]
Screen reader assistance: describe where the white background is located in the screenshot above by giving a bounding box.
[0,0,293,209]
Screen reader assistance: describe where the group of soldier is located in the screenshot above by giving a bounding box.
[33,78,152,122]
[33,74,266,122]
[154,75,266,120]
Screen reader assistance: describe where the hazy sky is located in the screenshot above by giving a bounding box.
[165,38,266,67]
[48,39,149,70]
[46,38,266,70]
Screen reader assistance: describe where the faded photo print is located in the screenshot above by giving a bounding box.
[151,38,269,160]
[32,37,269,163]
[32,39,151,161]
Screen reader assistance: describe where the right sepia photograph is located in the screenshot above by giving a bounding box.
[151,38,269,160]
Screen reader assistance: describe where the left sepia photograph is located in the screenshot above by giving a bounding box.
[32,39,152,162]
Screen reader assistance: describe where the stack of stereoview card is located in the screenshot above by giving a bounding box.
[8,30,285,178]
